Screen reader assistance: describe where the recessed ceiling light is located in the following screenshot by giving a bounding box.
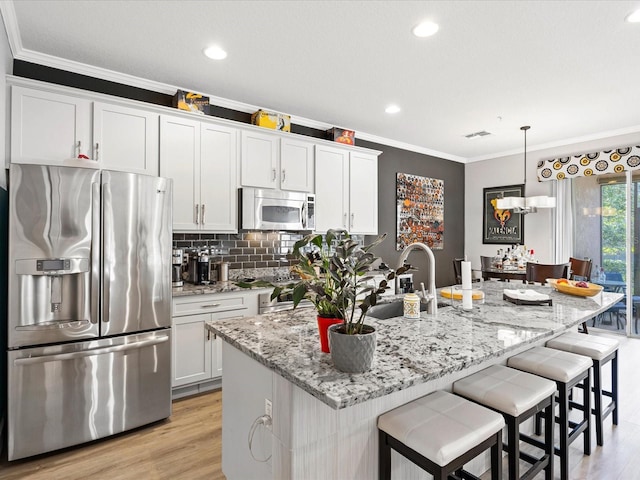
[412,21,439,38]
[203,45,227,60]
[626,9,640,23]
[385,104,401,114]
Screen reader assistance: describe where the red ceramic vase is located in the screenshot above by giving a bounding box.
[317,315,343,353]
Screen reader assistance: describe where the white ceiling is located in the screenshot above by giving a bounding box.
[3,0,640,162]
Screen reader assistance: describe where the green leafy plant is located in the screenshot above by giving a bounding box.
[238,229,409,335]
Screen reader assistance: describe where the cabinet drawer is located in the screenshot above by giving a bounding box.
[173,293,247,316]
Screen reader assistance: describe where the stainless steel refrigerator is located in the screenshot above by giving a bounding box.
[6,164,173,460]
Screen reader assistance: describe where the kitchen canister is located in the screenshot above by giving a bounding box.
[403,292,420,319]
[217,262,229,282]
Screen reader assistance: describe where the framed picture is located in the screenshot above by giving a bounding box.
[482,184,524,244]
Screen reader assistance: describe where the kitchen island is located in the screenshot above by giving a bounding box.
[206,281,622,479]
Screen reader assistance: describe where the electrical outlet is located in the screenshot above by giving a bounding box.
[265,398,272,418]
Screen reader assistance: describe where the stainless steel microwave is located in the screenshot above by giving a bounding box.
[239,187,315,231]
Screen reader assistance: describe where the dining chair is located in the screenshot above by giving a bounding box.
[569,257,592,282]
[525,262,570,284]
[453,257,465,284]
[569,256,594,334]
[480,256,493,270]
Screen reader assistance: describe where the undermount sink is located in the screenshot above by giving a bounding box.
[367,300,426,320]
[367,299,450,320]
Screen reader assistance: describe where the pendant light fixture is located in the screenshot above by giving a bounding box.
[496,125,556,214]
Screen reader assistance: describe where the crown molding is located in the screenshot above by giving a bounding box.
[466,124,640,163]
[0,0,22,56]
[355,131,465,163]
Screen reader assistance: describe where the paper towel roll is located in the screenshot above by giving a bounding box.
[461,261,472,289]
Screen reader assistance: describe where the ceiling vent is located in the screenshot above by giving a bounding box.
[464,130,491,139]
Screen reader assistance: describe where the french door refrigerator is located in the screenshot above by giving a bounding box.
[6,164,173,460]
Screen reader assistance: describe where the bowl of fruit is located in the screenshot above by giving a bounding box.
[546,278,603,297]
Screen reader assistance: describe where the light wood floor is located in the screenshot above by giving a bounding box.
[0,390,224,480]
[1,331,637,480]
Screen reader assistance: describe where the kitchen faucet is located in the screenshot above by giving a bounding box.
[397,242,437,315]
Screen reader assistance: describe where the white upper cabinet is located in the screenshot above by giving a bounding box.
[160,114,238,233]
[315,144,378,235]
[93,102,159,175]
[160,115,200,231]
[280,137,314,192]
[11,86,92,166]
[314,145,349,232]
[240,130,278,189]
[240,130,315,192]
[11,86,159,175]
[200,123,238,232]
[348,151,378,234]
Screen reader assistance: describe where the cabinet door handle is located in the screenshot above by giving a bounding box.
[343,213,347,228]
[195,204,200,224]
[351,213,354,229]
[272,168,277,182]
[201,204,206,224]
[76,140,82,157]
[94,142,100,161]
[282,169,286,183]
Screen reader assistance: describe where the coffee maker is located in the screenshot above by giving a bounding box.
[172,249,183,287]
[186,250,211,285]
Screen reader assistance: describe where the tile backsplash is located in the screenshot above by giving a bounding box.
[172,231,304,270]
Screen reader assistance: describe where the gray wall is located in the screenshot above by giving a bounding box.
[359,139,465,288]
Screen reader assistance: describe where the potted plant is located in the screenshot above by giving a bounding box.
[240,229,408,372]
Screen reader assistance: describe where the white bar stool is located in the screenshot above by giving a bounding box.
[546,331,619,446]
[453,364,556,480]
[508,346,592,480]
[377,390,504,480]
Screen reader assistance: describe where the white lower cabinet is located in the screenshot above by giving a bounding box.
[171,290,261,397]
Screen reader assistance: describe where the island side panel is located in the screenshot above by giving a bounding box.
[270,343,544,480]
[221,342,273,479]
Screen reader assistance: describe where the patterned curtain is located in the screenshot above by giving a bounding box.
[537,145,640,182]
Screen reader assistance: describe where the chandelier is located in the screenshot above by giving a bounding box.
[496,126,556,214]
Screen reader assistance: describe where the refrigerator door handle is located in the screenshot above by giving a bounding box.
[91,182,101,325]
[13,336,169,366]
[15,320,90,331]
[101,181,111,323]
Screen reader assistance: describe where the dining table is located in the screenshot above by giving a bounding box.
[481,266,526,282]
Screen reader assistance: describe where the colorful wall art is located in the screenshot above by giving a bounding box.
[396,173,444,250]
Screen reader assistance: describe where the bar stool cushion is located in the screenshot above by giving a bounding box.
[507,346,592,382]
[546,332,619,361]
[377,390,504,467]
[453,365,556,417]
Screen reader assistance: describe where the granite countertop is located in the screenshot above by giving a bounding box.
[172,282,250,297]
[172,268,396,297]
[206,281,622,409]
